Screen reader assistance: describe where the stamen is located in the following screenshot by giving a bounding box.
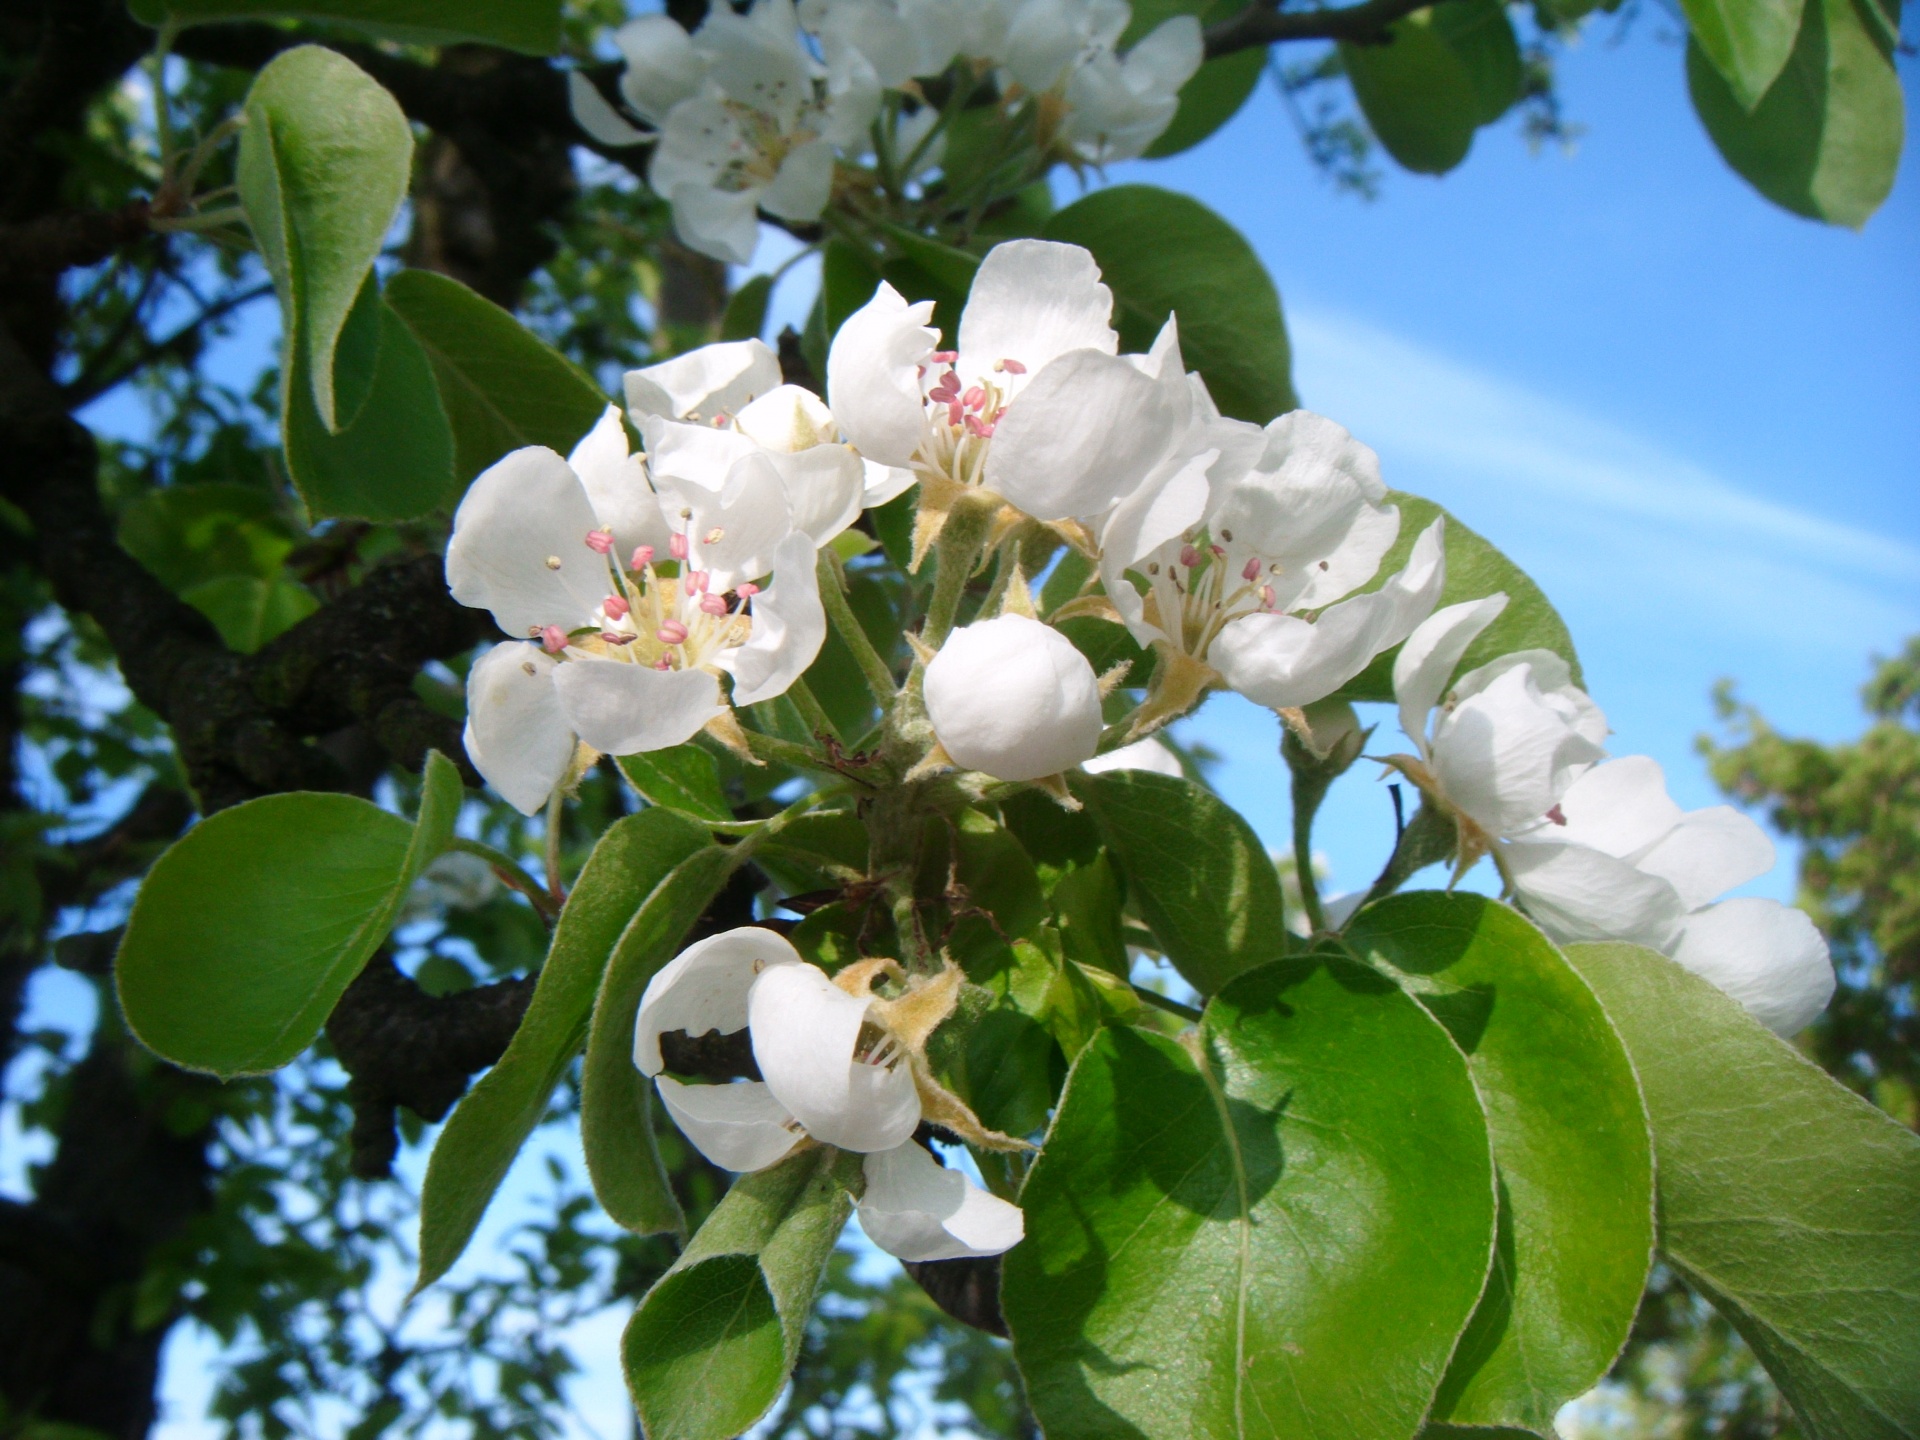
[544,555,562,571]
[631,545,655,570]
[930,350,957,363]
[601,631,634,645]
[699,593,728,616]
[946,399,964,427]
[1242,557,1262,582]
[704,526,725,544]
[963,415,995,438]
[1259,584,1275,609]
[1179,544,1201,569]
[653,655,672,671]
[962,386,986,410]
[657,620,689,644]
[1220,527,1234,542]
[604,595,630,620]
[1546,804,1568,826]
[736,582,761,599]
[998,358,1027,374]
[688,570,710,595]
[585,529,614,554]
[540,625,568,654]
[670,532,689,560]
[521,661,537,677]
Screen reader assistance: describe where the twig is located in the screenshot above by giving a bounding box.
[1204,0,1478,57]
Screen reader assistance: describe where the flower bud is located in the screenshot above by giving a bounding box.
[924,616,1102,782]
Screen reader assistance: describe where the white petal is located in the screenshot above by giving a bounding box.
[1635,806,1775,911]
[760,138,836,222]
[643,414,758,494]
[827,282,937,468]
[957,240,1117,383]
[568,71,649,147]
[697,0,812,130]
[1430,663,1607,838]
[569,405,672,562]
[1213,519,1448,712]
[1001,0,1089,91]
[749,963,922,1153]
[446,446,610,640]
[653,451,794,589]
[1291,501,1403,613]
[656,1077,803,1172]
[731,533,827,706]
[637,926,807,1074]
[1552,755,1685,860]
[552,656,725,755]
[862,459,917,506]
[858,1142,1025,1262]
[462,642,578,816]
[986,348,1178,520]
[764,445,866,547]
[925,615,1104,781]
[1670,898,1835,1036]
[1097,443,1213,568]
[1393,593,1510,758]
[625,338,783,424]
[615,14,705,123]
[1126,14,1204,92]
[667,182,763,265]
[734,384,839,452]
[1083,737,1184,777]
[1505,840,1687,951]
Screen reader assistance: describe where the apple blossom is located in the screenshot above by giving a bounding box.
[1082,735,1184,776]
[923,614,1104,782]
[827,239,1202,562]
[1100,410,1446,732]
[446,435,824,815]
[1056,9,1203,162]
[634,928,1025,1262]
[1502,754,1835,1035]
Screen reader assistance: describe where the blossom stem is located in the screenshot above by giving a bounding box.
[1132,984,1204,1023]
[736,724,832,774]
[543,787,566,906]
[1357,797,1457,910]
[1282,729,1331,935]
[448,837,559,923]
[817,550,897,707]
[923,497,994,648]
[787,676,840,746]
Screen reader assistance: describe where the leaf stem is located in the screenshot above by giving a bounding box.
[1133,984,1204,1023]
[787,675,840,745]
[448,837,558,922]
[543,787,565,907]
[817,550,897,707]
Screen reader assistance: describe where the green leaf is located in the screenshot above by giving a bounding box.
[384,268,609,488]
[116,482,298,591]
[415,810,712,1291]
[180,573,319,652]
[821,238,883,341]
[283,276,456,521]
[1044,185,1298,424]
[624,1146,858,1440]
[720,274,774,342]
[1341,0,1521,175]
[1003,957,1496,1440]
[1345,895,1654,1429]
[1079,769,1288,995]
[1562,942,1920,1440]
[580,844,738,1233]
[238,46,411,431]
[1145,49,1266,158]
[131,0,562,52]
[1337,491,1580,704]
[1682,0,1808,107]
[1051,854,1130,977]
[616,745,735,825]
[116,751,463,1076]
[1688,0,1904,229]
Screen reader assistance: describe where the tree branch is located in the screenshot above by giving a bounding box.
[0,201,151,276]
[1204,0,1467,57]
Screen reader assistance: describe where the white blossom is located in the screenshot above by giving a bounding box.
[1082,735,1183,776]
[1102,410,1447,722]
[1503,755,1834,1035]
[924,615,1104,782]
[633,928,1024,1262]
[446,421,824,814]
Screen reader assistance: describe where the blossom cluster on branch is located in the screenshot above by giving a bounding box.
[441,238,1835,1249]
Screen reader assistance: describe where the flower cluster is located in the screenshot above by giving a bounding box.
[443,235,1835,1243]
[569,0,1202,262]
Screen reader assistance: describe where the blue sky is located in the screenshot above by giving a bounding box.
[53,15,1920,1433]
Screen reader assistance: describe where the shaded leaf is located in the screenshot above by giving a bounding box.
[1682,0,1808,107]
[617,744,735,825]
[132,0,562,52]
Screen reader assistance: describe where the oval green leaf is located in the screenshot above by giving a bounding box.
[116,751,463,1076]
[1336,491,1581,704]
[1682,0,1808,107]
[616,745,735,825]
[1345,894,1654,1430]
[1078,769,1289,996]
[1688,0,1904,229]
[384,268,609,489]
[580,843,739,1233]
[1044,184,1298,423]
[415,809,713,1291]
[1562,941,1920,1440]
[238,45,411,431]
[624,1146,858,1440]
[1341,14,1483,174]
[1003,956,1496,1440]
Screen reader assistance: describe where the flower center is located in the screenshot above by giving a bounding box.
[543,528,757,673]
[1132,526,1285,659]
[910,353,1027,491]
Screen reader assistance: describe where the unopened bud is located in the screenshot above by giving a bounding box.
[924,615,1101,783]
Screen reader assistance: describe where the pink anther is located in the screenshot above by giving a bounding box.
[1179,544,1201,569]
[1210,544,1226,558]
[585,529,614,554]
[1546,804,1568,827]
[947,399,965,427]
[963,415,995,438]
[999,358,1027,374]
[631,545,655,570]
[931,350,958,364]
[1259,584,1276,609]
[1242,557,1262,582]
[653,655,672,671]
[656,619,689,644]
[736,582,761,599]
[669,532,689,560]
[962,386,986,410]
[540,625,568,654]
[687,569,710,594]
[603,595,630,620]
[600,631,633,645]
[699,593,728,615]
